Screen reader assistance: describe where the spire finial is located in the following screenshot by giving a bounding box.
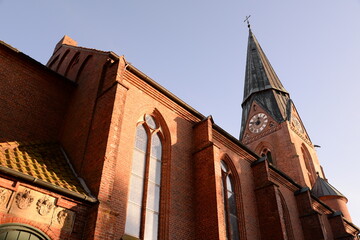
[244,15,251,29]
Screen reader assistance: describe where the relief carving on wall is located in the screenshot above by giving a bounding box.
[15,189,34,209]
[55,208,75,231]
[57,209,69,225]
[36,197,54,216]
[5,185,75,232]
[0,188,12,210]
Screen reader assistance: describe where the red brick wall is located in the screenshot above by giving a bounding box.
[320,196,352,221]
[96,68,200,239]
[193,118,220,240]
[212,130,259,239]
[0,44,73,142]
[49,47,110,174]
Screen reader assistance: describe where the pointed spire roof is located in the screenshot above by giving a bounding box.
[240,30,291,139]
[311,176,346,199]
[243,30,288,102]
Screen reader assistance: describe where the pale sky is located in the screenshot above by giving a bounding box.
[1,0,360,225]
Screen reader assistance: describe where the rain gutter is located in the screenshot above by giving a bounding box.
[0,166,98,203]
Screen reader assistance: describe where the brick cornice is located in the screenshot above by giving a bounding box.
[269,168,299,192]
[123,68,203,123]
[289,124,313,147]
[312,200,332,215]
[213,130,256,163]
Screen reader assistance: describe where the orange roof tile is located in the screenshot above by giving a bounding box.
[0,141,88,196]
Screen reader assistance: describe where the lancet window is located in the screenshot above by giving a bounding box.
[301,145,315,187]
[125,114,163,240]
[221,160,240,240]
[261,148,275,165]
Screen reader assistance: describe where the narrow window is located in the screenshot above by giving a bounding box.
[301,145,315,187]
[125,115,163,240]
[278,190,295,240]
[261,148,274,165]
[221,161,240,240]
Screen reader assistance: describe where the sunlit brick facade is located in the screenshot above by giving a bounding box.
[0,32,358,240]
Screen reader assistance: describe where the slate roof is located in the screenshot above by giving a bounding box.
[240,30,291,139]
[311,176,346,199]
[0,141,90,197]
[243,30,288,102]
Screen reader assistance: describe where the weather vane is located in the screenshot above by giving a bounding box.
[244,15,251,29]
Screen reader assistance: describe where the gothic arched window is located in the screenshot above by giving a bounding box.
[125,114,163,240]
[261,148,275,165]
[278,190,295,240]
[221,161,240,240]
[301,145,315,187]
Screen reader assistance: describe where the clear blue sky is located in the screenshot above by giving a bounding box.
[1,0,360,225]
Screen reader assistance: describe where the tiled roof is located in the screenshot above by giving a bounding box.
[0,141,87,196]
[243,30,288,102]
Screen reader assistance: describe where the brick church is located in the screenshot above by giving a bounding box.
[0,27,358,239]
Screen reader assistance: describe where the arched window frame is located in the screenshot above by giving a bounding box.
[277,190,295,240]
[260,148,275,165]
[220,155,246,239]
[124,111,170,240]
[301,144,316,187]
[255,142,276,166]
[0,223,51,240]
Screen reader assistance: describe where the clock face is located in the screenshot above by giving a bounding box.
[249,113,268,133]
[292,117,304,134]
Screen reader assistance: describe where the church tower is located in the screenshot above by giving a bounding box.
[239,28,355,222]
[239,29,325,188]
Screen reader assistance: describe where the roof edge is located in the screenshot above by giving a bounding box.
[60,147,97,200]
[212,123,259,159]
[126,64,205,120]
[0,166,98,203]
[0,41,76,86]
[125,64,259,159]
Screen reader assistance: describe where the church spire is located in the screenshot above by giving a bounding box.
[240,30,290,140]
[243,31,288,102]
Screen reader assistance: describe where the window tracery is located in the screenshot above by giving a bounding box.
[125,114,164,240]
